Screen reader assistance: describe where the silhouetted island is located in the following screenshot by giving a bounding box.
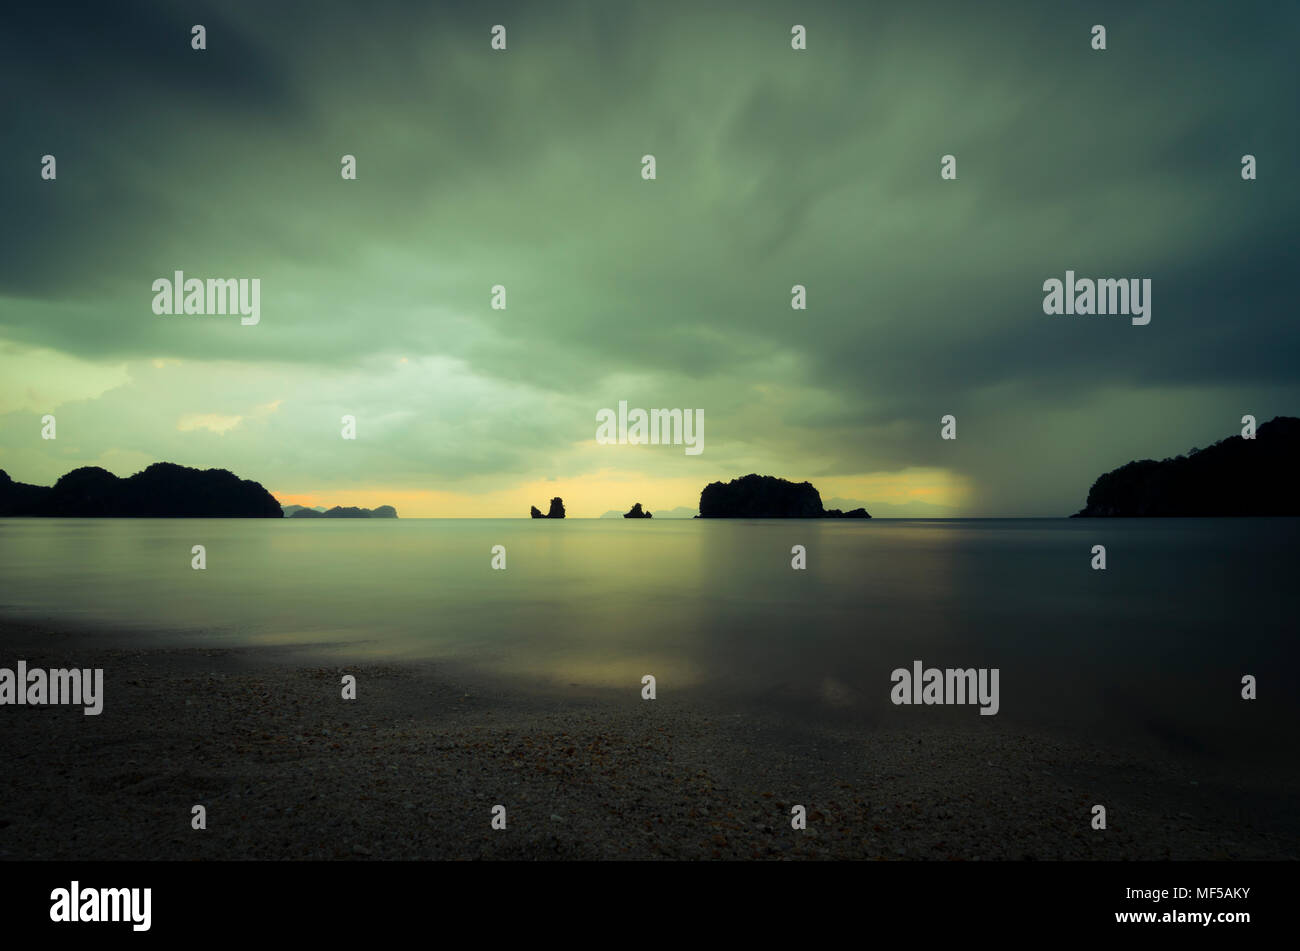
[530,497,566,518]
[0,463,282,517]
[291,505,397,518]
[697,474,871,518]
[282,504,326,517]
[623,503,652,518]
[1072,416,1300,516]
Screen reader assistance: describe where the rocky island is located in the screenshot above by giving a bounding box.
[1072,416,1299,516]
[0,463,283,517]
[530,497,566,519]
[697,474,870,518]
[282,505,326,517]
[623,503,652,518]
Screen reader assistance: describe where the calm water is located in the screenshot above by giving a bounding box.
[1,517,1296,757]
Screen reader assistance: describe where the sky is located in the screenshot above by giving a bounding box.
[1,0,1296,516]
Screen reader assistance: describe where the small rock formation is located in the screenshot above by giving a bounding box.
[623,503,652,518]
[530,498,566,519]
[697,474,870,518]
[1072,415,1300,516]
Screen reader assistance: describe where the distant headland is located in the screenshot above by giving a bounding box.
[0,463,282,517]
[1072,416,1299,516]
[287,504,397,518]
[697,474,871,518]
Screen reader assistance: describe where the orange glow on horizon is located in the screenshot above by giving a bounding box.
[272,466,970,517]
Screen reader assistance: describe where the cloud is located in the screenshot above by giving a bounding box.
[177,413,243,435]
[0,0,1296,514]
[0,340,129,413]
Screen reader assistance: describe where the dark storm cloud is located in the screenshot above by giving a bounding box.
[0,0,1295,513]
[0,0,304,296]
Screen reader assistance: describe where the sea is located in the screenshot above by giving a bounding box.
[1,516,1295,762]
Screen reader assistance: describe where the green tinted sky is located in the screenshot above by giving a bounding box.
[1,0,1296,515]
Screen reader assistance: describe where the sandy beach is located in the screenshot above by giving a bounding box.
[0,619,1294,862]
